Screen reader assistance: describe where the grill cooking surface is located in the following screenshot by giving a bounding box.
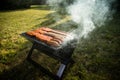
[26,27,68,47]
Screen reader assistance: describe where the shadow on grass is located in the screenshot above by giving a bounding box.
[35,12,78,32]
[35,12,67,27]
[0,42,56,80]
[0,60,56,80]
[0,7,30,12]
[52,20,78,31]
[0,40,63,80]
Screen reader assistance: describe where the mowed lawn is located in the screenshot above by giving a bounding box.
[0,5,52,55]
[0,5,120,80]
[0,5,54,60]
[0,5,55,75]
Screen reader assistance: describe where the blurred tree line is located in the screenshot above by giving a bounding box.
[0,0,119,12]
[0,0,48,10]
[0,0,32,10]
[31,0,46,5]
[0,0,74,10]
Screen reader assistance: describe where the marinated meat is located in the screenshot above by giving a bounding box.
[26,27,67,47]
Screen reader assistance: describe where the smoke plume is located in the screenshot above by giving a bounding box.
[47,0,115,41]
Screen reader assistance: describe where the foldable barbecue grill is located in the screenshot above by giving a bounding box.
[21,27,77,79]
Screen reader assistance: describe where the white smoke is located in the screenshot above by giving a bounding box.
[47,0,115,41]
[67,0,114,38]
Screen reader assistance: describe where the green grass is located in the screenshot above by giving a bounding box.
[0,5,54,75]
[0,5,120,80]
[0,5,53,60]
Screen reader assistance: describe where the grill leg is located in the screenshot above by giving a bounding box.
[27,43,35,60]
[56,64,66,79]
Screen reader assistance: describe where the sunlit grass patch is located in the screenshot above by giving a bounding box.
[0,6,54,58]
[0,5,56,75]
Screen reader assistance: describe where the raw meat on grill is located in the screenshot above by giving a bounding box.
[26,27,68,47]
[40,27,67,36]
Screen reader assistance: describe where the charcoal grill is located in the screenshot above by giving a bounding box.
[21,28,77,79]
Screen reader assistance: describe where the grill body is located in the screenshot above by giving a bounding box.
[21,32,77,79]
[21,33,76,62]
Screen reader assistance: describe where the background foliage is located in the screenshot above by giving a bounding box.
[0,0,32,10]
